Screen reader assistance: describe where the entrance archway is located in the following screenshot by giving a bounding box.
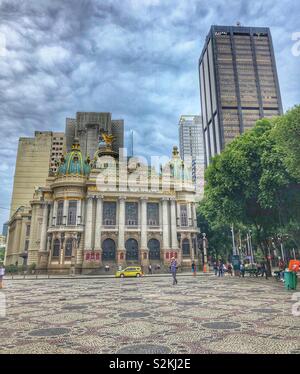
[148,239,160,260]
[102,238,116,261]
[125,238,139,261]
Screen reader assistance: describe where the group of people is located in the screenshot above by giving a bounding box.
[212,260,270,279]
[212,261,233,277]
[147,263,161,274]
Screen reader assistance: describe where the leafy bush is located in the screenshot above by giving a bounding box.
[5,264,18,274]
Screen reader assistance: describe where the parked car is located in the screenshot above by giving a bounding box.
[115,266,144,278]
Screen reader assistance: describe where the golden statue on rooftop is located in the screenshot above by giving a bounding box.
[99,130,115,146]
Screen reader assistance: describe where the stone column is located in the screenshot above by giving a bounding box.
[117,197,126,264]
[140,197,149,267]
[60,234,65,265]
[52,200,58,226]
[84,197,93,250]
[94,196,103,251]
[118,197,125,250]
[192,203,197,227]
[187,203,192,227]
[176,202,181,227]
[190,236,195,261]
[140,197,147,250]
[39,204,48,251]
[49,203,53,228]
[170,198,178,250]
[76,199,82,225]
[162,198,170,254]
[63,199,69,225]
[81,199,85,225]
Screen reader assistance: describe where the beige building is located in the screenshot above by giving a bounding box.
[10,131,65,217]
[5,135,200,274]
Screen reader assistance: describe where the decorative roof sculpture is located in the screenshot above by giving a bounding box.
[57,138,91,176]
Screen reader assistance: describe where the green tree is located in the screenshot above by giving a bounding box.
[272,105,300,180]
[0,247,4,263]
[197,209,232,261]
[200,115,300,275]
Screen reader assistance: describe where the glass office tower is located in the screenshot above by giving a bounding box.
[199,25,283,165]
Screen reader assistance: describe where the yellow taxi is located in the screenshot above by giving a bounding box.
[115,266,144,278]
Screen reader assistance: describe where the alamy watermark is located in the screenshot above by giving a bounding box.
[93,149,195,193]
[291,32,300,57]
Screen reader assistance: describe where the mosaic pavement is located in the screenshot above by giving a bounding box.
[0,274,299,354]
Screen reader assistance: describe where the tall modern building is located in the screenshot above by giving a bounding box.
[179,115,205,199]
[199,25,283,164]
[2,222,8,237]
[65,112,124,158]
[10,131,65,217]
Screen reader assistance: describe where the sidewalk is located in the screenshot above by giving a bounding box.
[4,271,214,281]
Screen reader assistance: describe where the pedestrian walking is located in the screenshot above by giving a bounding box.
[0,264,5,289]
[170,257,178,285]
[213,261,218,276]
[261,263,268,280]
[240,263,245,278]
[148,264,152,274]
[191,261,196,276]
[218,261,224,277]
[227,263,233,276]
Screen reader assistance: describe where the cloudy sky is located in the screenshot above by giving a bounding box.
[0,0,299,228]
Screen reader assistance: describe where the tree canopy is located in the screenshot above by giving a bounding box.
[198,106,300,272]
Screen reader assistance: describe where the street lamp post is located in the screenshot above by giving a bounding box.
[202,233,208,273]
[248,230,254,264]
[231,224,236,256]
[278,234,285,263]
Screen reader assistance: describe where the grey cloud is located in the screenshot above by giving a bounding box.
[0,0,299,227]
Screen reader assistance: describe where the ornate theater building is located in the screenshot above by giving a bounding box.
[5,135,200,274]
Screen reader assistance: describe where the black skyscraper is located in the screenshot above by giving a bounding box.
[199,25,283,165]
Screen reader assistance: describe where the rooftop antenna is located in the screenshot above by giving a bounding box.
[131,130,134,157]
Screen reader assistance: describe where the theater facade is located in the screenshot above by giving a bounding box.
[5,136,200,274]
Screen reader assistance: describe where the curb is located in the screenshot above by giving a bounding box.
[4,272,214,281]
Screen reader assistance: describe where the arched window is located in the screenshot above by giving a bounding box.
[125,238,139,261]
[65,238,73,257]
[148,239,160,260]
[102,239,116,261]
[53,239,60,257]
[182,238,190,257]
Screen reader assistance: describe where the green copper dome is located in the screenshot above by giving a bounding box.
[57,138,91,177]
[168,146,192,181]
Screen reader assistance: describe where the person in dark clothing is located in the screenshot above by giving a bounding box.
[261,263,268,279]
[191,261,196,276]
[227,263,233,276]
[240,263,245,278]
[148,264,152,274]
[218,262,224,277]
[170,257,178,285]
[213,261,218,276]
